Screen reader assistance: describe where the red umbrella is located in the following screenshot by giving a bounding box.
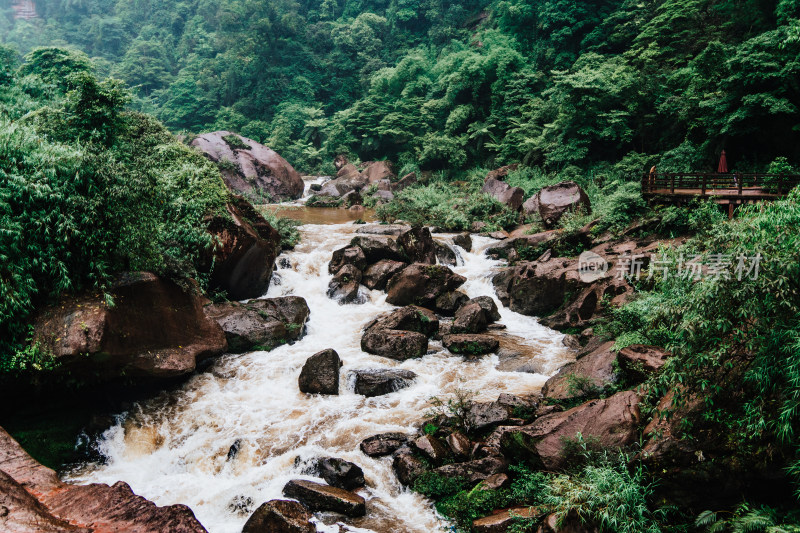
[717,150,728,173]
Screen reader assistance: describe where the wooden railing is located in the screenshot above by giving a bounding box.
[642,173,800,199]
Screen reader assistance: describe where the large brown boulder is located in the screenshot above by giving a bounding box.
[282,480,365,518]
[360,160,396,183]
[362,260,407,290]
[386,264,466,307]
[500,391,641,470]
[313,458,365,491]
[205,196,282,301]
[350,235,407,263]
[242,500,315,533]
[351,369,417,397]
[329,246,367,275]
[204,297,309,353]
[482,178,525,211]
[443,334,500,356]
[360,433,409,457]
[527,181,591,228]
[473,507,542,533]
[434,456,508,484]
[327,264,366,304]
[541,342,619,402]
[32,272,227,380]
[397,227,437,264]
[192,131,304,201]
[361,329,428,360]
[617,345,671,381]
[298,349,342,395]
[365,306,439,338]
[0,426,207,532]
[452,296,501,334]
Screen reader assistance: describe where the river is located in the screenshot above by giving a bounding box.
[65,188,572,533]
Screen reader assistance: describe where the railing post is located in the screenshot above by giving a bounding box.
[701,174,707,196]
[671,174,675,194]
[778,174,784,196]
[737,173,743,196]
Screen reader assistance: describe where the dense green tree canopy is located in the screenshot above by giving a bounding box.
[2,0,797,174]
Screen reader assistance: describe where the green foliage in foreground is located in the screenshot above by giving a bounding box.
[414,449,666,533]
[604,189,800,492]
[697,503,800,533]
[0,48,229,372]
[376,180,520,231]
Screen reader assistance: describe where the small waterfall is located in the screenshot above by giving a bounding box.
[65,221,571,533]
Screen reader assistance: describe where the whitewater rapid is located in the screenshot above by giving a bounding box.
[66,222,571,533]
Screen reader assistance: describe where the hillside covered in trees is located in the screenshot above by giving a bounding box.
[2,0,799,176]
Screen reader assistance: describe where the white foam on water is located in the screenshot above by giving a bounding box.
[66,223,571,533]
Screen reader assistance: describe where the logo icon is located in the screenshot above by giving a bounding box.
[578,251,609,282]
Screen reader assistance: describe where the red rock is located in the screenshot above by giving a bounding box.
[500,391,641,470]
[192,131,304,201]
[0,426,207,532]
[205,196,282,300]
[32,273,227,380]
[242,500,315,533]
[541,342,619,401]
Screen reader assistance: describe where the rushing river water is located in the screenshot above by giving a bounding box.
[66,191,573,532]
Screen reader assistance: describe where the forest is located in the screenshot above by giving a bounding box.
[2,0,799,177]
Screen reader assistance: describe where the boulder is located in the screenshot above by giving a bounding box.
[393,453,427,486]
[446,432,472,459]
[397,227,437,264]
[473,507,542,533]
[467,402,517,432]
[434,456,508,484]
[315,458,365,491]
[500,391,641,470]
[362,260,408,291]
[350,235,407,263]
[393,172,417,191]
[413,435,449,464]
[443,334,499,356]
[435,242,458,266]
[482,178,525,211]
[329,246,367,275]
[492,260,579,317]
[33,272,227,380]
[530,181,591,228]
[360,433,409,457]
[298,349,342,395]
[361,330,428,360]
[434,291,471,317]
[453,233,473,252]
[192,131,303,201]
[351,369,417,397]
[485,164,520,182]
[541,342,619,402]
[242,500,315,533]
[0,426,207,532]
[365,306,439,337]
[282,480,365,518]
[386,264,466,307]
[452,297,501,334]
[522,195,540,218]
[371,190,394,204]
[327,264,365,304]
[205,297,310,354]
[361,160,395,184]
[617,345,671,381]
[205,196,282,301]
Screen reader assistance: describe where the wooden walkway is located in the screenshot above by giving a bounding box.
[642,173,800,216]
